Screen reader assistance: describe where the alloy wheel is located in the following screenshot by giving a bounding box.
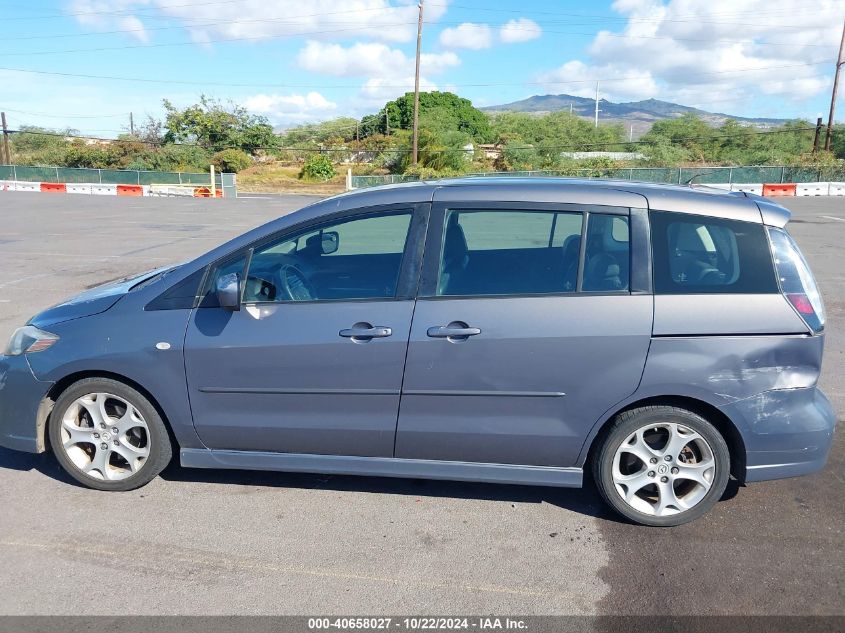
[611,422,716,517]
[59,392,151,481]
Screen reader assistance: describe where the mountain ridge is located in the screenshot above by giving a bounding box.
[481,94,789,137]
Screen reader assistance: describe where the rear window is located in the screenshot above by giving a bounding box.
[651,211,778,295]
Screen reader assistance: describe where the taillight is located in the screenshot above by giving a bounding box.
[786,293,815,316]
[768,227,825,333]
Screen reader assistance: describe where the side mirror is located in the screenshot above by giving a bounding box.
[321,231,339,255]
[216,272,241,310]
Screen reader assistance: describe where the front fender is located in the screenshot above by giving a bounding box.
[25,307,204,451]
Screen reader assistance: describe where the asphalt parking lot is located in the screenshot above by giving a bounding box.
[0,191,842,616]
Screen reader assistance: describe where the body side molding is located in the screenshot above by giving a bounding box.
[180,449,583,488]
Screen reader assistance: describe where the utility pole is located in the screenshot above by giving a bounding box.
[129,112,135,136]
[813,116,823,153]
[824,19,845,151]
[1,112,10,165]
[569,102,573,115]
[412,0,424,165]
[385,108,390,136]
[594,82,601,128]
[629,125,634,142]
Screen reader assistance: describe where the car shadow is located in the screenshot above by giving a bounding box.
[0,446,738,524]
[0,446,72,481]
[158,459,621,521]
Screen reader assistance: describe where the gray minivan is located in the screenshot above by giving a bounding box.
[0,179,835,526]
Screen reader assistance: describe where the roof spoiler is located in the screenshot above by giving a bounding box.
[754,198,792,228]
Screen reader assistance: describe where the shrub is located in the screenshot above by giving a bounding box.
[212,149,252,173]
[299,154,336,181]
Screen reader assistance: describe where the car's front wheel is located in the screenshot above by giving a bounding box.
[48,378,172,491]
[593,406,730,526]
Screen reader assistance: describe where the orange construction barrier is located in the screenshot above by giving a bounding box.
[40,183,67,193]
[193,187,222,198]
[762,183,796,197]
[116,184,143,196]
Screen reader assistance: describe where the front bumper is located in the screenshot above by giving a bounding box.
[720,386,838,482]
[0,354,54,453]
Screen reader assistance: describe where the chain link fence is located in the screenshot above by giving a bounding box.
[0,165,222,187]
[350,166,845,190]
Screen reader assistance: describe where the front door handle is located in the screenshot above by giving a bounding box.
[427,322,481,341]
[339,322,392,342]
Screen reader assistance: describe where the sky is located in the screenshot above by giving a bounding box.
[1,0,843,137]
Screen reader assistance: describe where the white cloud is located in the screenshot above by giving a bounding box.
[70,0,450,44]
[297,41,459,78]
[243,92,338,124]
[439,23,493,50]
[499,18,542,44]
[70,1,149,43]
[295,40,460,109]
[538,60,658,102]
[360,76,440,105]
[537,0,840,110]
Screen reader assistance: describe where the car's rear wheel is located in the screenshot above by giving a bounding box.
[48,378,172,491]
[593,406,730,526]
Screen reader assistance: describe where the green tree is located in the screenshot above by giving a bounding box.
[299,154,336,181]
[212,149,252,173]
[162,96,278,153]
[639,113,715,162]
[362,92,490,141]
[280,118,359,146]
[830,124,845,160]
[8,126,73,165]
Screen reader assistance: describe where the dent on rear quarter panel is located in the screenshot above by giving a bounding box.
[637,334,825,431]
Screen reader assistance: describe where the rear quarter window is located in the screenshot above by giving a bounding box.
[650,211,778,295]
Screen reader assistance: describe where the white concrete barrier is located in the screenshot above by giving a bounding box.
[828,182,845,196]
[91,184,117,196]
[796,182,829,196]
[731,183,763,195]
[149,184,195,197]
[67,184,93,194]
[13,181,41,192]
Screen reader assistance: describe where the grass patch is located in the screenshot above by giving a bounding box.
[237,163,347,195]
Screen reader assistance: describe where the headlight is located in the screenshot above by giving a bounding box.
[4,326,59,356]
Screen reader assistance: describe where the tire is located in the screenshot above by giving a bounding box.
[48,377,172,491]
[592,406,730,527]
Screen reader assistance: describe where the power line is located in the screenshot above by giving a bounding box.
[5,0,814,24]
[3,6,431,40]
[3,17,836,49]
[431,3,836,31]
[0,22,422,56]
[3,0,250,21]
[2,107,129,119]
[0,60,830,90]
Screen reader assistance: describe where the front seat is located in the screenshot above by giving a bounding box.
[438,214,470,295]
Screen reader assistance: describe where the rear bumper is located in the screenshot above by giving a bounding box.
[0,354,53,453]
[720,386,837,482]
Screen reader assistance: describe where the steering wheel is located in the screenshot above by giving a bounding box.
[279,264,317,301]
